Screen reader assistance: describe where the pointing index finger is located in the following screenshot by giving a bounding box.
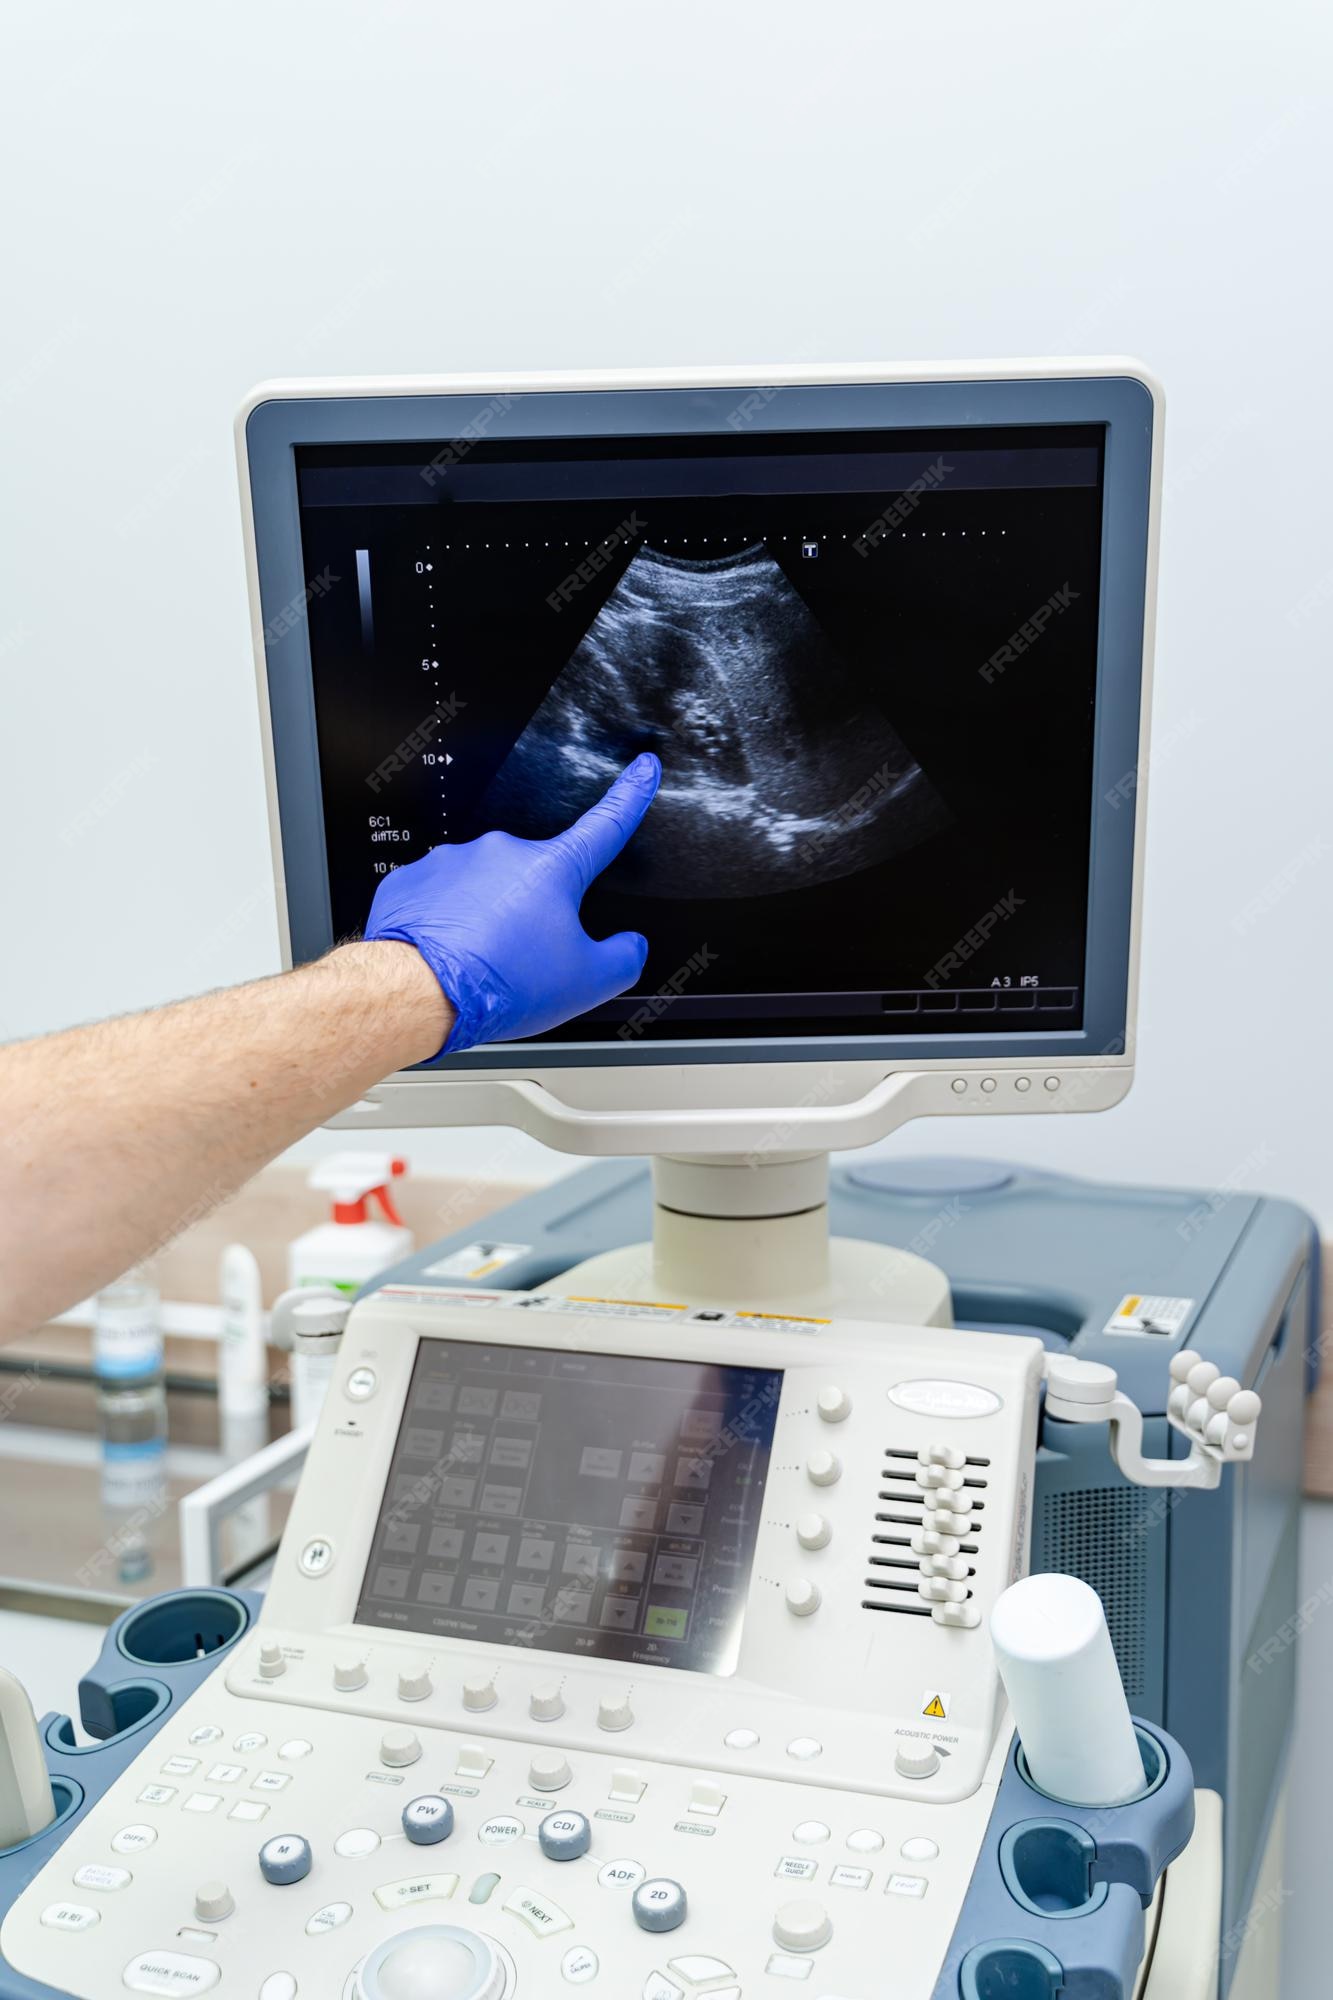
[556,753,662,892]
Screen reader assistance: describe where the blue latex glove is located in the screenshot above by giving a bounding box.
[366,753,661,1055]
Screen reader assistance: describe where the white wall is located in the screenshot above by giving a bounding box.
[3,1,1331,1219]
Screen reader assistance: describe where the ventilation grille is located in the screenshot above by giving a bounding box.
[1036,1486,1147,1702]
[862,1446,990,1623]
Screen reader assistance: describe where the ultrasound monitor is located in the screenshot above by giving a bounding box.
[240,362,1160,1160]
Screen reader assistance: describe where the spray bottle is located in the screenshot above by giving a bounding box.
[286,1154,413,1425]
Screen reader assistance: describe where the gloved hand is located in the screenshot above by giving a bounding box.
[366,753,661,1056]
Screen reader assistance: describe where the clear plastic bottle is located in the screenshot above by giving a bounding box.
[93,1269,168,1586]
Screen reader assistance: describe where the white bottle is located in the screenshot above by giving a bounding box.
[219,1245,268,1420]
[218,1244,271,1566]
[286,1154,413,1427]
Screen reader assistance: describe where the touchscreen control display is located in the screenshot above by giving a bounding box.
[357,1336,782,1675]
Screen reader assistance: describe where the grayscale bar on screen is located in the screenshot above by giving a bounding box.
[356,547,374,653]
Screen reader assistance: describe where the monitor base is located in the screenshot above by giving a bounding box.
[539,1152,954,1324]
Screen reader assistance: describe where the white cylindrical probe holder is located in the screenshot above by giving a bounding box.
[0,1667,56,1850]
[990,1574,1145,1806]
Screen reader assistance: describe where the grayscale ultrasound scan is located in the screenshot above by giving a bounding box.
[480,544,948,899]
[297,423,1105,1040]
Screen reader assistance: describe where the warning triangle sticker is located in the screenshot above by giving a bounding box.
[923,1695,947,1719]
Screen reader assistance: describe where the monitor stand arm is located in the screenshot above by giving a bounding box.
[541,1152,955,1326]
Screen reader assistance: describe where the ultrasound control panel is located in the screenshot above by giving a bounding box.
[2,1290,1045,1999]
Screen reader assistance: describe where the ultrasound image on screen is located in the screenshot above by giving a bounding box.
[481,543,948,898]
[295,425,1105,1041]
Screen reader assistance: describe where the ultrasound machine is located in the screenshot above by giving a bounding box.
[0,363,1314,1999]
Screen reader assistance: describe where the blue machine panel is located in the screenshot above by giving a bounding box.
[0,1591,259,2000]
[937,1721,1195,2000]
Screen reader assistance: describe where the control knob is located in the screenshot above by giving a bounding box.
[402,1795,455,1845]
[193,1880,234,1923]
[632,1877,688,1933]
[895,1740,941,1780]
[379,1728,422,1767]
[332,1655,367,1693]
[773,1899,832,1952]
[796,1513,832,1551]
[397,1665,434,1702]
[817,1385,852,1424]
[257,1643,285,1682]
[258,1835,312,1886]
[538,1808,591,1861]
[462,1674,498,1712]
[806,1449,842,1488]
[528,1750,572,1792]
[785,1578,821,1618]
[596,1692,634,1733]
[529,1682,565,1722]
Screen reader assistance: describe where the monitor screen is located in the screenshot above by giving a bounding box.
[295,424,1105,1042]
[355,1335,782,1676]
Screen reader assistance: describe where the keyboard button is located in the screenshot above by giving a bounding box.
[372,1875,459,1911]
[503,1886,575,1936]
[73,1865,131,1892]
[40,1902,99,1931]
[122,1951,221,1993]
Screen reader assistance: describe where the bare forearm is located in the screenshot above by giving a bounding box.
[0,943,450,1339]
[0,758,661,1339]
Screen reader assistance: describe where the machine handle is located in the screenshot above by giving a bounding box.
[336,1062,1131,1155]
[484,1071,922,1154]
[179,1426,313,1589]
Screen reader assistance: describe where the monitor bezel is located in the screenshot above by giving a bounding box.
[239,361,1158,1093]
